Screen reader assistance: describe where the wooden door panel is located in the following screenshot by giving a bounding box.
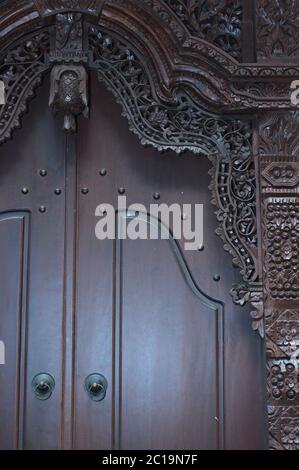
[0,213,29,449]
[0,73,267,450]
[0,80,66,449]
[118,223,223,450]
[73,235,114,450]
[74,75,267,449]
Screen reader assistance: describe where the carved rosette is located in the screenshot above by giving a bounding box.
[259,112,299,450]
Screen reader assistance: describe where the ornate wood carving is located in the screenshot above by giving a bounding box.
[49,64,88,132]
[33,0,106,17]
[259,112,299,450]
[0,30,50,145]
[1,0,299,450]
[256,0,299,60]
[49,13,89,131]
[164,0,242,61]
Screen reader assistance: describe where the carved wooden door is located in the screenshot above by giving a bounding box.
[72,74,267,450]
[0,72,267,450]
[0,0,298,452]
[0,70,264,449]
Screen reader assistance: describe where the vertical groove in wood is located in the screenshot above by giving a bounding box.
[61,135,78,449]
[17,214,30,450]
[216,305,225,450]
[112,215,122,450]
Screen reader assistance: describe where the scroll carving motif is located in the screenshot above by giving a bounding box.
[260,112,299,450]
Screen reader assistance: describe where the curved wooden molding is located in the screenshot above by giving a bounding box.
[0,0,298,113]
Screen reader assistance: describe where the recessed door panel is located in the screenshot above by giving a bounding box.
[0,80,66,449]
[117,217,223,450]
[0,213,29,450]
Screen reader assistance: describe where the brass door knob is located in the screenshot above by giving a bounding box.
[84,373,107,402]
[32,373,55,400]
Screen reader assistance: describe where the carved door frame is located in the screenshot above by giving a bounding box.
[1,0,298,450]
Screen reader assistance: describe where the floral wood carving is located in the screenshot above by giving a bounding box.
[89,27,248,157]
[0,31,50,145]
[260,112,299,450]
[264,200,299,300]
[0,1,298,111]
[256,0,299,60]
[164,0,242,61]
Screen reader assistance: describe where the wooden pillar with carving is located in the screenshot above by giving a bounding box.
[258,112,299,449]
[255,0,299,450]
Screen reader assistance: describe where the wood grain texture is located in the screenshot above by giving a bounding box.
[0,0,298,451]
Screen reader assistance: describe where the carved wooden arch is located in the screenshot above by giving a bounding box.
[1,0,299,450]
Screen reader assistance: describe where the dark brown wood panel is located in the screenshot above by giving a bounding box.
[0,79,66,449]
[0,212,29,449]
[73,75,267,450]
[118,231,223,450]
[0,0,298,452]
